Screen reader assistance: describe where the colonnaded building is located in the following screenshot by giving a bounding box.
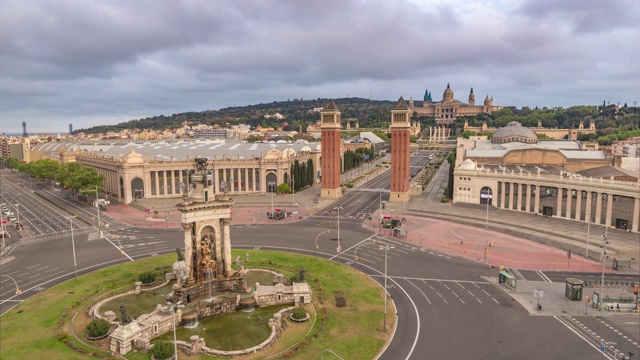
[409,83,503,119]
[31,139,323,205]
[453,122,640,233]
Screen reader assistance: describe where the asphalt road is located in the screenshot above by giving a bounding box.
[1,153,639,359]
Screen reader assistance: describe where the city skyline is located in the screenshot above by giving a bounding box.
[1,0,638,133]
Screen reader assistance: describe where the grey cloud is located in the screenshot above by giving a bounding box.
[0,0,638,133]
[516,0,640,34]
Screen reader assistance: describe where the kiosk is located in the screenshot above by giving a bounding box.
[565,278,583,301]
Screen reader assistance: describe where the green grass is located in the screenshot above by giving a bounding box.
[0,251,393,360]
[245,269,276,286]
[99,281,175,322]
[156,304,291,351]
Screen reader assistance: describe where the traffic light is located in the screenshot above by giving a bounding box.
[355,256,359,261]
[586,296,590,303]
[634,284,638,295]
[499,265,504,271]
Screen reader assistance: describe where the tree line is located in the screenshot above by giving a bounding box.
[6,158,104,194]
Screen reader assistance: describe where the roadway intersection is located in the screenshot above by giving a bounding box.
[1,153,639,359]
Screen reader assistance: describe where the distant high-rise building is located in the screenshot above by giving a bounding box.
[69,124,73,133]
[22,121,28,137]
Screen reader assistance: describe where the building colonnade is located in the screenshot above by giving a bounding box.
[454,170,640,233]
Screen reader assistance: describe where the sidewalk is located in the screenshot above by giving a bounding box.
[486,277,639,316]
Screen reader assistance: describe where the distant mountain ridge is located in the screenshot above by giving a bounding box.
[75,97,396,135]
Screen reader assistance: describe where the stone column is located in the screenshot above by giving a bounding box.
[585,191,593,222]
[500,182,506,209]
[162,170,168,196]
[632,197,640,233]
[155,172,160,197]
[556,188,563,217]
[507,183,514,210]
[222,218,232,275]
[595,192,603,225]
[182,223,194,283]
[214,169,220,194]
[565,188,573,219]
[525,184,531,213]
[534,185,540,214]
[516,184,523,211]
[252,169,257,192]
[574,190,582,221]
[171,170,176,194]
[214,221,222,276]
[605,192,613,229]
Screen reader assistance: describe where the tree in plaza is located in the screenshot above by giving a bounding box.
[31,159,62,180]
[64,164,104,194]
[306,159,314,186]
[6,157,21,169]
[277,183,291,194]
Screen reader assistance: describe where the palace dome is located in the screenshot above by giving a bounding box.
[491,122,538,144]
[442,83,454,103]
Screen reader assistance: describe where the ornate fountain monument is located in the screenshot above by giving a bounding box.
[170,157,246,304]
[98,158,312,356]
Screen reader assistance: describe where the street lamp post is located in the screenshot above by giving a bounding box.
[67,216,78,278]
[353,239,374,270]
[0,274,21,303]
[403,180,406,215]
[166,300,182,360]
[334,206,343,263]
[379,245,394,331]
[0,203,5,252]
[583,215,591,271]
[315,229,330,258]
[599,234,608,311]
[15,204,20,227]
[82,186,102,237]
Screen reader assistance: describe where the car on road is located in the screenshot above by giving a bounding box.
[2,207,9,215]
[8,214,16,222]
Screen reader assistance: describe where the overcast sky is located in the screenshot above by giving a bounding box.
[1,0,638,134]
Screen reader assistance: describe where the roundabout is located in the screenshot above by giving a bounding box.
[0,250,395,359]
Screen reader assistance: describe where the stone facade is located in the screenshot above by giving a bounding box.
[453,160,640,234]
[409,84,503,119]
[30,140,320,204]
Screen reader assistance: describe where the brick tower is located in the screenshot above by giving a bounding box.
[390,96,411,203]
[320,99,342,199]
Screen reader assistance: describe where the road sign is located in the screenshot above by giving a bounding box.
[600,344,605,352]
[480,194,493,199]
[533,289,544,298]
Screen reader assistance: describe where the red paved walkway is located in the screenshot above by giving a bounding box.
[103,202,611,273]
[369,211,613,273]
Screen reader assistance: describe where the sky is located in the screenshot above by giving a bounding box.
[1,0,638,134]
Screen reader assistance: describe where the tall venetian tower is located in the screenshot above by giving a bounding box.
[320,99,342,199]
[390,96,411,203]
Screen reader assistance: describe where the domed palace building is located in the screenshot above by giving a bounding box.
[453,121,640,233]
[408,83,503,120]
[31,139,321,204]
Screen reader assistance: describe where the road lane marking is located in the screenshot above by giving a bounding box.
[493,298,499,304]
[26,265,40,269]
[406,279,431,305]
